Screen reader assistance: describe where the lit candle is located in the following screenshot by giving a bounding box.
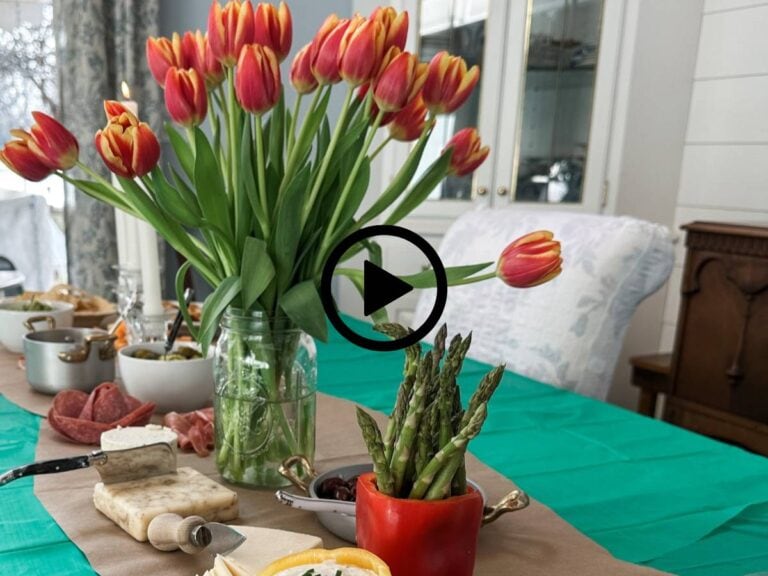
[117,82,163,316]
[114,82,141,271]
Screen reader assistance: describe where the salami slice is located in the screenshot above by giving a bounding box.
[47,382,156,445]
[164,408,215,457]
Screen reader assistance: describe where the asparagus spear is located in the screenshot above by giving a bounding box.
[425,452,463,500]
[390,353,432,496]
[356,407,394,495]
[460,364,505,430]
[409,403,488,499]
[375,323,422,462]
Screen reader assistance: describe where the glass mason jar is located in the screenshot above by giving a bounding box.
[214,308,317,488]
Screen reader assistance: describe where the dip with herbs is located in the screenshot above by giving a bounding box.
[274,562,376,576]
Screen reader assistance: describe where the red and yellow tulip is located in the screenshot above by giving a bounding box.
[253,1,292,62]
[497,231,563,288]
[290,43,318,94]
[388,94,429,142]
[423,51,480,114]
[0,130,54,182]
[370,6,408,53]
[28,112,79,170]
[94,101,160,178]
[182,30,225,88]
[146,34,185,87]
[165,67,208,127]
[309,15,350,85]
[443,128,489,177]
[373,50,427,113]
[235,44,281,114]
[208,0,255,67]
[338,16,385,87]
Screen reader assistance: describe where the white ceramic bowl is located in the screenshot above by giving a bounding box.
[0,298,75,353]
[118,342,214,413]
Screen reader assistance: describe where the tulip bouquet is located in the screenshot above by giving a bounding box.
[0,1,562,487]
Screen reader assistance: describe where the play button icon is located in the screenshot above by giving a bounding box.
[320,225,448,351]
[363,260,414,317]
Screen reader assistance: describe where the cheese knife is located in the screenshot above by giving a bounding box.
[147,513,246,555]
[0,442,176,486]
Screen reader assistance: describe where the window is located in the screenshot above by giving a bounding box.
[0,0,67,284]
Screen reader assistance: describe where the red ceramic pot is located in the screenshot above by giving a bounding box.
[356,472,484,576]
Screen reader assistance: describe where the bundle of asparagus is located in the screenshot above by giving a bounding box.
[356,323,504,500]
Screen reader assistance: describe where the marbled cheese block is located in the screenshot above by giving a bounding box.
[93,467,238,541]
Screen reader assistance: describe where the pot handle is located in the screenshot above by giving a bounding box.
[482,489,530,526]
[58,333,117,364]
[278,455,317,494]
[23,315,56,333]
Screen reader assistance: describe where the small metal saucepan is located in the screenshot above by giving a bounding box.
[22,315,117,395]
[275,455,530,543]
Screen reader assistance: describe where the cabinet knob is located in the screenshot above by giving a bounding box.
[475,186,488,197]
[496,186,509,197]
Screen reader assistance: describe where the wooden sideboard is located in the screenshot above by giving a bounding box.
[631,221,768,455]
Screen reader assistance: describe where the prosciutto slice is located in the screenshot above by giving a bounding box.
[164,407,214,457]
[48,383,155,445]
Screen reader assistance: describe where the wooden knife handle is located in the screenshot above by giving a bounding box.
[147,513,207,553]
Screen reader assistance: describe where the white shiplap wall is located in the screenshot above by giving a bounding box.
[660,0,768,350]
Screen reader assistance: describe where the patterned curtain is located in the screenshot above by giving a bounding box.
[53,0,162,296]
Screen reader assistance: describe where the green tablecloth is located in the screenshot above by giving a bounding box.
[2,317,768,575]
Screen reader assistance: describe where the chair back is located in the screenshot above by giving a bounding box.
[413,208,674,399]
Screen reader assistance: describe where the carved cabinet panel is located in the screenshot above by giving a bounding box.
[665,222,768,452]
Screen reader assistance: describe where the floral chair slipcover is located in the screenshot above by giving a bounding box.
[413,208,674,400]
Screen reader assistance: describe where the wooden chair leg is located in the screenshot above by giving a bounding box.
[637,390,657,417]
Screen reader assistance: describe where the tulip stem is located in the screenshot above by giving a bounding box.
[301,85,353,227]
[286,94,303,158]
[369,135,392,161]
[254,115,269,233]
[448,271,497,286]
[226,68,240,235]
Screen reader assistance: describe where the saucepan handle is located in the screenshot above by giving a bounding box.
[482,489,530,526]
[278,455,317,494]
[23,315,55,333]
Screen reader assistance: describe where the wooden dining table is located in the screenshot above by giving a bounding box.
[1,315,767,575]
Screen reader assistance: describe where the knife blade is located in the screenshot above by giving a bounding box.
[147,513,247,555]
[0,442,176,487]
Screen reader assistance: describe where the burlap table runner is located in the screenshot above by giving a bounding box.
[0,351,666,575]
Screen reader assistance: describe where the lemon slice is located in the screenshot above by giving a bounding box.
[259,548,391,576]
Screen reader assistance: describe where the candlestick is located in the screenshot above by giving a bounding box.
[137,218,164,316]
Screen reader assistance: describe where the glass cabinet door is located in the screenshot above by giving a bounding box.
[417,0,487,201]
[513,0,605,205]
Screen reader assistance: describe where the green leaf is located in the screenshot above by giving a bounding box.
[174,260,200,342]
[336,157,370,228]
[273,164,311,292]
[385,149,452,225]
[279,280,328,342]
[359,129,431,226]
[240,237,275,310]
[269,94,285,181]
[292,88,330,173]
[71,179,133,213]
[333,267,388,323]
[239,118,263,224]
[194,127,231,242]
[165,123,195,180]
[400,262,495,289]
[170,167,200,209]
[150,168,202,227]
[198,275,242,356]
